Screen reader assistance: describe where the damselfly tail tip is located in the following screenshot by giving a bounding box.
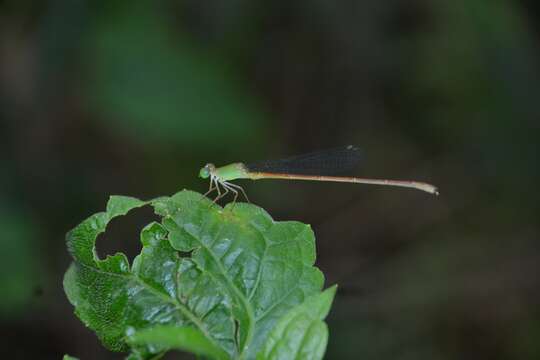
[416,182,439,196]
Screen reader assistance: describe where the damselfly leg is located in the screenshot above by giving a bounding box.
[222,181,250,203]
[203,176,250,206]
[204,176,216,197]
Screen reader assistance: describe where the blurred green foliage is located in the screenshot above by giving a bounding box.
[407,0,540,190]
[0,209,41,315]
[85,1,266,148]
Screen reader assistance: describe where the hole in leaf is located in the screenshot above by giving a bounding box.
[95,205,160,265]
[176,249,193,258]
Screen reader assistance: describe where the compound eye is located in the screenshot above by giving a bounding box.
[199,165,211,179]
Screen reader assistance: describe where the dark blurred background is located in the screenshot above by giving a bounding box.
[1,0,540,359]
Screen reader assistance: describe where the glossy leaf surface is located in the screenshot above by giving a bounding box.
[257,286,336,360]
[64,190,333,359]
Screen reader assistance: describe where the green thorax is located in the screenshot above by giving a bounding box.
[214,162,250,181]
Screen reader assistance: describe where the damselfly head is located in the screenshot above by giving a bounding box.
[199,163,216,179]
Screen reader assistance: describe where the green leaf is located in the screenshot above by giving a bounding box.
[257,286,336,360]
[63,355,79,360]
[64,190,328,359]
[127,326,229,360]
